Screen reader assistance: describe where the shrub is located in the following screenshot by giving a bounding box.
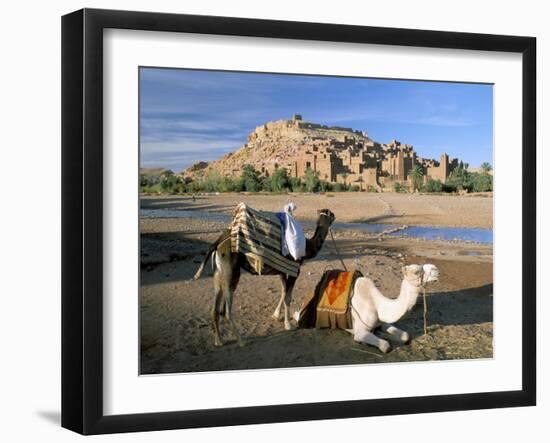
[240,164,261,192]
[269,168,290,192]
[160,174,178,192]
[186,180,202,193]
[472,172,493,192]
[222,176,241,192]
[446,164,473,193]
[289,177,304,192]
[423,178,443,193]
[303,168,321,192]
[319,180,332,192]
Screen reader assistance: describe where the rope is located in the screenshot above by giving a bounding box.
[350,303,371,329]
[422,286,428,335]
[329,229,347,272]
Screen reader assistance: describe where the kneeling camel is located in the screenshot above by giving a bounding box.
[347,264,440,353]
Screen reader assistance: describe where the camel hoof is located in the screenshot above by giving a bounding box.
[284,322,296,331]
[272,310,282,321]
[379,341,392,354]
[214,339,223,347]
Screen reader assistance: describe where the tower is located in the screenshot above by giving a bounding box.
[440,153,449,179]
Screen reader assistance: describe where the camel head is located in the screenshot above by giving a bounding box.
[401,264,440,286]
[316,209,335,228]
[422,263,440,284]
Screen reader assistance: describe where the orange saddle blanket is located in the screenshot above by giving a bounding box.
[297,270,362,329]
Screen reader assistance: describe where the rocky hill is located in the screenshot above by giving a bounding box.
[181,114,461,190]
[182,114,372,179]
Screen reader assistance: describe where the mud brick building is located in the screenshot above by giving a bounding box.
[186,115,460,190]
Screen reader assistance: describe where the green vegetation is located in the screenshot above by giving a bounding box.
[269,167,290,192]
[140,169,187,194]
[471,172,493,192]
[393,182,406,193]
[422,178,443,193]
[139,162,493,195]
[444,162,493,193]
[303,168,320,192]
[408,165,424,192]
[240,164,261,192]
[289,177,304,192]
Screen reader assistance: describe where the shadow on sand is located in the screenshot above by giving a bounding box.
[140,196,234,214]
[398,283,493,340]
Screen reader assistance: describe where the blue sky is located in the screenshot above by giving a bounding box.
[140,68,493,172]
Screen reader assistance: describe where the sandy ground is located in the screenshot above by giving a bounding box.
[140,193,493,374]
[141,191,493,228]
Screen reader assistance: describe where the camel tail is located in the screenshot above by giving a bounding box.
[193,230,231,280]
[192,250,214,280]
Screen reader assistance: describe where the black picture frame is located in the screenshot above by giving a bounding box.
[61,8,536,435]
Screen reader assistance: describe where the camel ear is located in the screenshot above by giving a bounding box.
[401,266,407,275]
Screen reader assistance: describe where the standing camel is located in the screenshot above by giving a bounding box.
[193,209,335,346]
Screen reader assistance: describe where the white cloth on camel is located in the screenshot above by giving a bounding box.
[278,202,306,261]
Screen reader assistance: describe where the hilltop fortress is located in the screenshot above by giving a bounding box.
[185,114,460,190]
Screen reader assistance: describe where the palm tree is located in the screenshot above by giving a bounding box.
[408,165,424,192]
[480,162,493,173]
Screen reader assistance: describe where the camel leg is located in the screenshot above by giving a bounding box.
[379,322,410,344]
[212,244,243,347]
[283,276,297,331]
[354,328,392,354]
[222,282,244,347]
[216,250,243,347]
[211,281,224,347]
[272,277,286,320]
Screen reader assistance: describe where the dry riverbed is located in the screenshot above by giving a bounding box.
[140,193,493,374]
[141,191,493,228]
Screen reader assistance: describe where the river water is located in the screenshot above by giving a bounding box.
[140,209,493,244]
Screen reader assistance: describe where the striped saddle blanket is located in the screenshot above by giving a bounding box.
[230,202,301,277]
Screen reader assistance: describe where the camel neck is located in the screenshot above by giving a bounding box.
[304,224,329,259]
[375,279,422,324]
[397,279,423,315]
